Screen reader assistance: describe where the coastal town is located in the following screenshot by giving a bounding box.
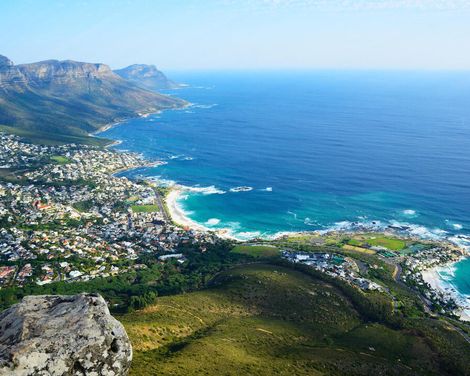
[271,230,469,320]
[0,131,469,322]
[0,133,217,288]
[281,250,384,291]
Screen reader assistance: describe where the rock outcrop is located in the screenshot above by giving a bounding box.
[0,293,132,376]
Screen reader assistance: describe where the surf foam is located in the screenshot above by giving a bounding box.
[205,218,221,226]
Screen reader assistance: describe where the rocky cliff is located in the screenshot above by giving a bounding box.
[0,293,132,376]
[0,55,186,143]
[114,64,179,90]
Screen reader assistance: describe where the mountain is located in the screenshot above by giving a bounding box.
[121,263,470,376]
[0,55,186,144]
[114,64,180,90]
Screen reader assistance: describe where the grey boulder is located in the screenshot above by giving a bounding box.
[0,293,132,375]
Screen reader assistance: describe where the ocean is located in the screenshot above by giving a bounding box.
[100,70,470,299]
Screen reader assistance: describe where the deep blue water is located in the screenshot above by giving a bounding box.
[100,70,470,295]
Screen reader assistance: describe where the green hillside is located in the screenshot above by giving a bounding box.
[120,264,470,376]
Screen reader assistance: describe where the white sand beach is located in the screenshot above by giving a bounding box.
[422,267,470,322]
[165,188,238,240]
[166,188,208,232]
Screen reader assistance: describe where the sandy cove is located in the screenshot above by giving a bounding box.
[421,266,470,322]
[165,187,238,240]
[166,188,209,232]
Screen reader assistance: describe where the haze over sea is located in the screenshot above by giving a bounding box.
[101,70,470,297]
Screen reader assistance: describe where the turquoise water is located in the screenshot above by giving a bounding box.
[100,70,470,297]
[452,258,470,295]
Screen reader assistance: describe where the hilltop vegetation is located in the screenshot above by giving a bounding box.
[120,263,470,376]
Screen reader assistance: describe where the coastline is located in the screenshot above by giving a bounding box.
[421,263,470,322]
[169,184,470,320]
[166,188,209,232]
[87,100,470,323]
[90,110,163,139]
[166,187,238,240]
[90,102,192,147]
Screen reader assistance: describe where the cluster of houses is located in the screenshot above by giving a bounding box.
[0,133,218,288]
[282,250,383,291]
[402,244,464,273]
[0,133,67,168]
[401,244,464,313]
[24,147,146,183]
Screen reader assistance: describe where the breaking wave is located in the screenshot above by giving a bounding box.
[184,185,226,195]
[229,186,253,193]
[205,218,221,226]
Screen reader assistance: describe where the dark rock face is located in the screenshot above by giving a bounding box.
[114,64,179,90]
[0,294,132,376]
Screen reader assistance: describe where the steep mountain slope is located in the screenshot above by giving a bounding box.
[120,264,470,376]
[0,55,186,144]
[114,64,179,90]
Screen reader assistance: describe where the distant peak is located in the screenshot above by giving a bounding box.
[114,63,178,90]
[116,64,160,73]
[0,55,14,68]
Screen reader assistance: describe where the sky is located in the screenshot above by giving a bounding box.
[1,0,470,70]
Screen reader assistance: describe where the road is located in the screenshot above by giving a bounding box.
[154,190,170,222]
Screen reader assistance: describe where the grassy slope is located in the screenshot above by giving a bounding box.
[0,124,111,146]
[120,264,470,376]
[231,245,280,258]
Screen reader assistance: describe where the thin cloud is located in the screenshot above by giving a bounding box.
[235,0,470,11]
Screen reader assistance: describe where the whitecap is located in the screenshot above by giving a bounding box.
[445,220,463,231]
[229,186,253,193]
[168,154,183,160]
[185,185,226,195]
[265,231,296,240]
[388,220,447,240]
[448,235,470,252]
[304,217,317,226]
[205,218,221,226]
[236,231,262,240]
[328,220,386,233]
[191,103,218,109]
[403,209,417,216]
[150,161,167,167]
[147,176,176,187]
[225,221,241,229]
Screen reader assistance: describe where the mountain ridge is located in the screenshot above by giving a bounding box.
[0,55,186,144]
